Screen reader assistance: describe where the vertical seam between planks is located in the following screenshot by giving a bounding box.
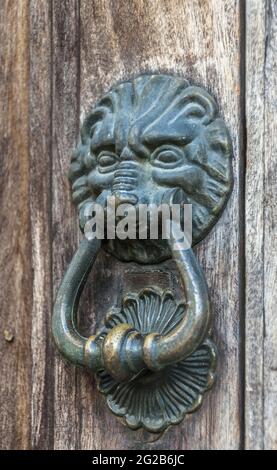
[240,0,247,451]
[28,0,33,449]
[26,0,32,449]
[77,0,81,138]
[77,0,82,450]
[49,0,54,450]
[262,0,269,451]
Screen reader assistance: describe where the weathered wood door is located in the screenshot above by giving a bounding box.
[0,0,276,450]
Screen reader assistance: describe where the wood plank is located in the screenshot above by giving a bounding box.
[263,0,277,450]
[0,0,32,450]
[78,0,243,449]
[51,0,81,450]
[245,0,277,450]
[29,0,54,450]
[245,0,266,450]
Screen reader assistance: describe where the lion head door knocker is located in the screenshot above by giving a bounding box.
[52,74,233,433]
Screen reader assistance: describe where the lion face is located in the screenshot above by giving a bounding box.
[69,74,233,263]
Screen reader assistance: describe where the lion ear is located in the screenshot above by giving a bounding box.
[176,86,217,126]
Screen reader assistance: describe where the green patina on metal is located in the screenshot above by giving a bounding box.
[52,74,233,433]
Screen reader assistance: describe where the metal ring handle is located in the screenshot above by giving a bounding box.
[52,238,102,370]
[52,233,211,382]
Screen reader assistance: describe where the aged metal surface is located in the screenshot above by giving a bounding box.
[52,74,232,432]
[53,232,218,433]
[97,288,217,432]
[70,75,233,262]
[1,0,276,450]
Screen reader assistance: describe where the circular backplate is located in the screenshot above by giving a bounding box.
[69,74,233,263]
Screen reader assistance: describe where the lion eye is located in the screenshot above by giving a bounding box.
[97,151,118,173]
[151,146,183,169]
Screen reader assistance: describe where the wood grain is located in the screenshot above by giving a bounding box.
[0,0,275,450]
[29,0,53,450]
[263,0,277,449]
[0,0,32,449]
[245,0,277,450]
[51,0,81,450]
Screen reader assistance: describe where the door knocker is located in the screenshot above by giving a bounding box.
[52,74,233,433]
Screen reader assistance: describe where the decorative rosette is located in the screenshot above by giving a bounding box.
[96,287,217,433]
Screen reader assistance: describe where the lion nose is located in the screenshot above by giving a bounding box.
[112,161,139,207]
